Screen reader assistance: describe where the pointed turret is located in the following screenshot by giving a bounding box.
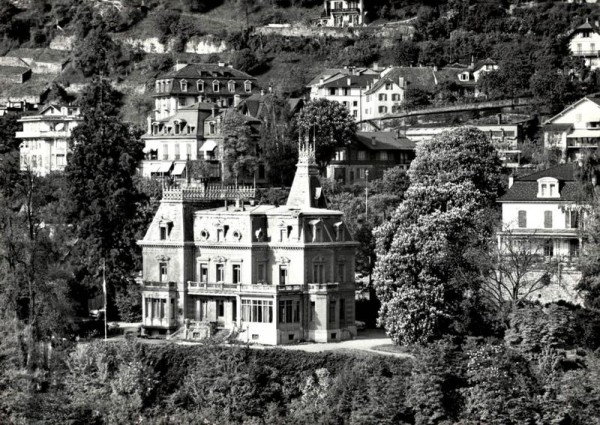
[286,132,327,209]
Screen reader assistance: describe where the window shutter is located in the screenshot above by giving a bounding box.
[565,211,570,229]
[518,210,526,228]
[544,211,552,228]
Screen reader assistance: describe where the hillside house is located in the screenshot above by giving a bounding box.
[327,131,415,184]
[568,20,600,70]
[402,116,528,168]
[17,104,82,176]
[543,96,600,163]
[497,164,585,304]
[153,63,259,120]
[315,0,365,27]
[139,139,358,344]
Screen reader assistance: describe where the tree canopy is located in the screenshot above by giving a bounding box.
[295,98,357,173]
[373,127,503,345]
[64,77,144,315]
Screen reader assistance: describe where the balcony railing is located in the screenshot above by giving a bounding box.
[308,282,339,291]
[187,282,303,294]
[16,130,70,138]
[162,184,256,202]
[331,7,360,13]
[571,50,600,56]
[142,281,176,290]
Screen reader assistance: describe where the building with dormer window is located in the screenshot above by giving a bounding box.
[497,163,585,304]
[153,63,259,120]
[138,137,358,344]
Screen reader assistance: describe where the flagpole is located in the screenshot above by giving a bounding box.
[103,258,107,341]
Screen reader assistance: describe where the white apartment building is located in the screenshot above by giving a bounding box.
[17,104,81,176]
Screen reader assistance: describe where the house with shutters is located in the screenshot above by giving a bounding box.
[568,19,600,70]
[140,102,263,184]
[138,137,358,344]
[17,104,82,176]
[542,96,600,163]
[497,163,585,304]
[327,131,415,184]
[153,62,259,120]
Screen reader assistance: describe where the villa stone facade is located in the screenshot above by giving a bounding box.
[138,138,358,344]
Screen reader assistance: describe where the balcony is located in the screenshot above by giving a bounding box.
[571,50,600,56]
[309,282,339,292]
[331,7,360,13]
[187,282,303,295]
[16,130,70,139]
[142,281,176,291]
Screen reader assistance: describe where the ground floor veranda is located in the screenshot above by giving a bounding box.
[141,287,357,345]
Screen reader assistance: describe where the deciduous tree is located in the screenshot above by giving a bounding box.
[373,128,503,345]
[295,99,356,174]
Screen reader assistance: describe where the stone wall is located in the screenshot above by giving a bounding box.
[113,34,228,55]
[49,35,75,51]
[255,23,414,41]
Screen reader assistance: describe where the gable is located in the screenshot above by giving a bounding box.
[545,98,600,125]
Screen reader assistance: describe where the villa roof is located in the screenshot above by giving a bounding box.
[499,164,581,202]
[355,132,415,150]
[320,74,378,89]
[158,63,257,81]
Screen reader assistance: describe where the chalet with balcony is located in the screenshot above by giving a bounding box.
[17,104,81,176]
[138,138,358,344]
[543,96,600,162]
[497,163,585,304]
[153,63,259,120]
[568,19,600,70]
[327,131,415,184]
[316,0,365,27]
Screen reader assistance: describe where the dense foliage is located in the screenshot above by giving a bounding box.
[373,128,503,345]
[0,335,598,424]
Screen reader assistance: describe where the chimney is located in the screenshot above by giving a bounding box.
[373,62,379,71]
[268,85,273,93]
[470,55,475,68]
[399,77,405,88]
[508,175,514,189]
[319,77,324,85]
[260,89,265,96]
[433,65,438,72]
[218,62,225,67]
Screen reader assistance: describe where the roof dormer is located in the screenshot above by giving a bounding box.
[537,177,560,198]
